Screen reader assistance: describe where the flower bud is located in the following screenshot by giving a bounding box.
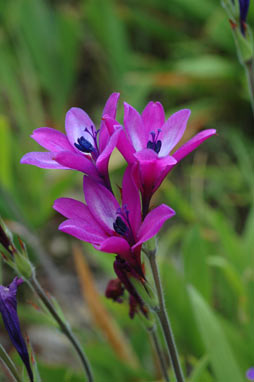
[0,219,16,257]
[14,252,34,280]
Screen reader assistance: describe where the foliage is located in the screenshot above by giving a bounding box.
[0,0,253,381]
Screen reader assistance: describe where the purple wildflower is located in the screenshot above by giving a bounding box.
[53,166,175,314]
[21,93,121,190]
[247,367,254,381]
[54,166,174,269]
[239,0,250,35]
[104,102,216,215]
[0,277,33,382]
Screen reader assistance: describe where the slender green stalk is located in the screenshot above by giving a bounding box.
[147,249,185,382]
[148,325,170,382]
[0,344,22,382]
[29,275,93,382]
[245,59,254,118]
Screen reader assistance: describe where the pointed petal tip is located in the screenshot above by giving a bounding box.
[110,91,120,99]
[66,106,81,114]
[52,198,65,212]
[10,277,23,290]
[161,203,176,217]
[58,220,68,232]
[123,102,132,113]
[20,154,27,164]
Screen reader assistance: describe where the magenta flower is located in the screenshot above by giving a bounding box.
[104,101,216,215]
[0,277,33,382]
[54,165,174,315]
[54,166,175,273]
[21,93,121,190]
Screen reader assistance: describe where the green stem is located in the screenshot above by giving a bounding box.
[30,275,93,382]
[147,250,185,382]
[148,325,170,382]
[245,59,254,118]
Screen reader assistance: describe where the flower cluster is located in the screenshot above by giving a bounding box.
[21,93,216,317]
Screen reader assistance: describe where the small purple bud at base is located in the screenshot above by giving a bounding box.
[105,279,124,302]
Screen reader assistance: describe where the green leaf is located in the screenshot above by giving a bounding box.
[0,115,12,190]
[85,0,130,86]
[207,256,246,299]
[189,354,211,382]
[174,55,235,79]
[188,286,245,382]
[243,204,254,258]
[0,345,22,382]
[204,206,244,271]
[183,225,211,301]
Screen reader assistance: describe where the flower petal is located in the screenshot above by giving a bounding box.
[59,218,106,244]
[65,107,95,150]
[124,103,146,151]
[54,198,91,220]
[141,101,165,141]
[172,129,217,162]
[84,177,120,234]
[96,127,122,176]
[99,92,120,152]
[122,165,141,236]
[101,92,120,120]
[103,116,136,164]
[31,127,74,152]
[134,204,175,248]
[98,236,130,257]
[159,109,191,156]
[54,151,101,180]
[134,149,176,194]
[20,152,68,169]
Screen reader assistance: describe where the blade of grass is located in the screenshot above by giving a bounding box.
[189,286,245,382]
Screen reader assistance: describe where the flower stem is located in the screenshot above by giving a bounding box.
[147,250,185,382]
[30,275,93,382]
[148,325,170,382]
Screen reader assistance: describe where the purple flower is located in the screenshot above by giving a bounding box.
[247,367,254,381]
[239,0,250,35]
[53,165,175,277]
[104,102,216,215]
[21,93,121,190]
[0,277,33,382]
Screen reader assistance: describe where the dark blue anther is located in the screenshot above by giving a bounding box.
[147,140,162,153]
[74,136,94,153]
[113,216,128,236]
[147,129,162,154]
[239,0,250,35]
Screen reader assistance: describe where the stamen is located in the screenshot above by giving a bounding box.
[147,129,162,154]
[75,125,100,158]
[113,216,128,236]
[74,136,94,153]
[113,205,135,244]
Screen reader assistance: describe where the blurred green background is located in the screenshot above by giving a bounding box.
[0,0,254,381]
